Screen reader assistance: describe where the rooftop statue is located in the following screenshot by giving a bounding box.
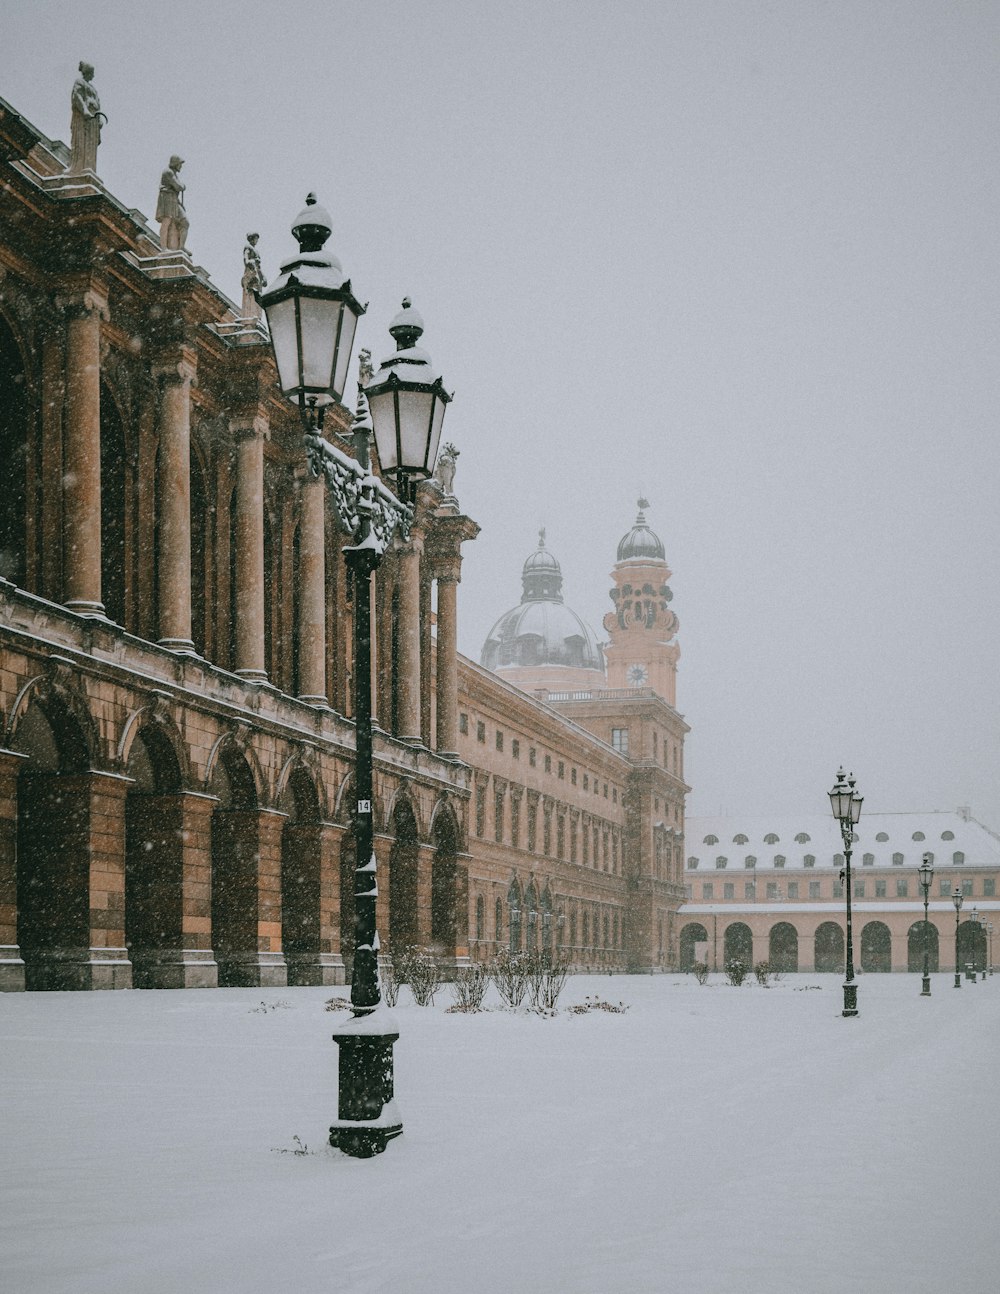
[240,233,265,320]
[156,156,189,252]
[68,61,105,175]
[433,442,459,496]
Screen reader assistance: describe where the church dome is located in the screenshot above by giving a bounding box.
[617,497,665,562]
[481,530,605,677]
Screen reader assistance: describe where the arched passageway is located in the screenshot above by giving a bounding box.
[431,806,463,959]
[280,768,326,986]
[389,798,420,954]
[814,921,844,973]
[907,920,939,973]
[679,922,708,972]
[124,722,186,988]
[724,922,752,967]
[860,921,891,973]
[14,696,130,989]
[769,922,798,973]
[211,746,281,987]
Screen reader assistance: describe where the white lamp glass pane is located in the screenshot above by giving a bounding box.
[426,396,446,475]
[368,390,399,469]
[265,297,301,396]
[397,390,435,474]
[297,297,340,393]
[333,307,359,402]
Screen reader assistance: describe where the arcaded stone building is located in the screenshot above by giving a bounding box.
[0,86,691,990]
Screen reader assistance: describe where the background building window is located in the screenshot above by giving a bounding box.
[723,882,734,899]
[809,881,821,899]
[611,728,629,754]
[744,881,755,899]
[787,882,799,899]
[702,882,714,900]
[495,730,503,752]
[875,879,887,897]
[459,713,468,735]
[475,785,486,836]
[512,739,520,759]
[896,878,908,897]
[476,721,486,743]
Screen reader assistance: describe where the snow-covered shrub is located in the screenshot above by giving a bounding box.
[753,961,771,986]
[567,996,629,1014]
[380,960,401,1007]
[394,947,441,1005]
[450,962,490,1012]
[539,960,569,1011]
[724,958,748,986]
[489,949,529,1007]
[692,961,710,985]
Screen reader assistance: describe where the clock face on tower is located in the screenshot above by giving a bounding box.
[627,663,649,685]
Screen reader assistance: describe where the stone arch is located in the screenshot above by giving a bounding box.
[431,798,463,959]
[12,691,122,989]
[860,920,891,973]
[679,921,708,972]
[814,921,845,973]
[724,921,753,967]
[117,700,190,788]
[123,717,193,988]
[279,764,326,985]
[275,749,329,823]
[430,793,463,851]
[507,876,522,953]
[769,921,799,973]
[209,741,274,987]
[389,780,426,840]
[389,794,420,954]
[908,920,939,973]
[7,671,98,772]
[203,729,266,807]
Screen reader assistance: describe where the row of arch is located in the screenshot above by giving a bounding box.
[6,682,465,991]
[679,920,988,973]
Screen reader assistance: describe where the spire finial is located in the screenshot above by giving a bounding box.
[538,526,546,548]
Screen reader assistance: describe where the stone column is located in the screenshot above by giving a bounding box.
[395,533,423,742]
[297,472,327,703]
[435,565,459,757]
[61,287,109,616]
[0,750,28,991]
[231,414,268,681]
[154,351,197,652]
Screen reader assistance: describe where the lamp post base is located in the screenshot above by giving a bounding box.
[842,981,858,1017]
[329,1012,402,1159]
[920,974,931,996]
[954,972,962,988]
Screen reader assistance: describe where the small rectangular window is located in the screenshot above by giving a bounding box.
[853,880,865,898]
[529,747,536,767]
[896,878,908,897]
[939,878,951,897]
[495,731,503,752]
[603,783,608,798]
[962,878,973,897]
[583,773,589,791]
[744,881,755,900]
[512,739,520,760]
[571,768,577,785]
[611,728,629,754]
[544,754,552,774]
[787,882,799,900]
[833,880,844,898]
[558,761,565,780]
[476,721,486,744]
[985,879,996,897]
[808,881,821,900]
[875,879,887,898]
[702,882,714,900]
[766,882,778,900]
[459,713,469,735]
[723,882,735,900]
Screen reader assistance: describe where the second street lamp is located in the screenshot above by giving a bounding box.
[918,852,933,997]
[952,885,964,989]
[261,197,451,1157]
[829,767,863,1018]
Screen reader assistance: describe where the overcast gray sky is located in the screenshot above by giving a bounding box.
[3,1,998,827]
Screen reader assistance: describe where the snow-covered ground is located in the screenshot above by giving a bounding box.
[2,973,997,1294]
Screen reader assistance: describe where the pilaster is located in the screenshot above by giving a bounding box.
[154,349,197,652]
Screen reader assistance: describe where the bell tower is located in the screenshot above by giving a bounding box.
[603,499,680,705]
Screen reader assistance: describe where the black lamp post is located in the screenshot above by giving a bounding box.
[989,922,994,977]
[970,906,980,981]
[261,197,451,1157]
[829,767,863,1018]
[952,885,964,989]
[918,852,933,997]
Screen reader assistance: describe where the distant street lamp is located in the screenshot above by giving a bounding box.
[918,852,933,997]
[952,885,964,989]
[989,922,994,977]
[261,196,452,1157]
[829,768,863,1018]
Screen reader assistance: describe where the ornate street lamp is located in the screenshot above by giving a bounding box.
[261,198,451,1158]
[829,767,863,1017]
[988,922,994,976]
[970,906,980,981]
[918,852,933,997]
[952,885,964,989]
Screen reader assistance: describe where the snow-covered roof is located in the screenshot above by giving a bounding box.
[684,812,1000,871]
